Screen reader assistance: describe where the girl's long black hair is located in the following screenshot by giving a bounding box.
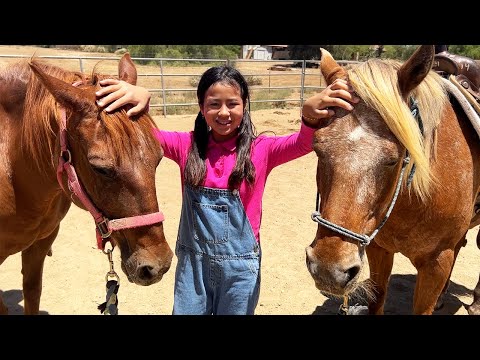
[184,66,256,189]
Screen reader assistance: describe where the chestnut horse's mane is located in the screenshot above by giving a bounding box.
[346,59,449,200]
[0,59,159,173]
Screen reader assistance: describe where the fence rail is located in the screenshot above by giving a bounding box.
[0,54,358,117]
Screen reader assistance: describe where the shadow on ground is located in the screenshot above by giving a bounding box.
[1,289,49,315]
[311,274,472,315]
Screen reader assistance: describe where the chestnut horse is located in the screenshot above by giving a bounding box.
[0,54,173,314]
[305,45,480,315]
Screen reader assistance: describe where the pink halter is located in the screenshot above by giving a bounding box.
[56,106,165,250]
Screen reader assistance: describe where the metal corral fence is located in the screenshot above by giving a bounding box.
[0,54,358,117]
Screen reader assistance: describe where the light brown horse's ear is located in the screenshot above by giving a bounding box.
[29,60,96,114]
[397,45,435,99]
[118,53,137,85]
[320,48,347,85]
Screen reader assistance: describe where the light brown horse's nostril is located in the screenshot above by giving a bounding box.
[345,265,360,284]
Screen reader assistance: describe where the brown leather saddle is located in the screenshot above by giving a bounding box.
[435,52,480,222]
[433,51,480,109]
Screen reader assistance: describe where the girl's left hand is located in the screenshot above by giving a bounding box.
[302,78,359,127]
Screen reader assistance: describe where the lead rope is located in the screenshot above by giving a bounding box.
[97,242,120,315]
[338,296,349,315]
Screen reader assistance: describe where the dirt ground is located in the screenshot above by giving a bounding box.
[1,46,479,315]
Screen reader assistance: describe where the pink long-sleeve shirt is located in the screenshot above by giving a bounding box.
[154,122,315,243]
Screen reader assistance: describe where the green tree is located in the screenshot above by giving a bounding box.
[288,45,323,60]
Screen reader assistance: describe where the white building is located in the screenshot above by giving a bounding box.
[241,45,290,60]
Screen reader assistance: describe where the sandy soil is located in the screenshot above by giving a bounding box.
[1,46,479,315]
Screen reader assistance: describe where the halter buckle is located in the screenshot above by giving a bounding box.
[97,218,112,239]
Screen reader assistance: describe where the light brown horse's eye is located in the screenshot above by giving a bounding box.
[384,159,399,167]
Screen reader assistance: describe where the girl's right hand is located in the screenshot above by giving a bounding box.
[95,79,151,117]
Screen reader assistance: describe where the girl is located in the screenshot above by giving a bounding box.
[96,66,358,315]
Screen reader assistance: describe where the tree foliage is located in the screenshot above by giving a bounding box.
[287,45,422,61]
[122,45,241,60]
[93,45,480,61]
[449,45,480,59]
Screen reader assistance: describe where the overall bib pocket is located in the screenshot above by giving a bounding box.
[192,201,229,244]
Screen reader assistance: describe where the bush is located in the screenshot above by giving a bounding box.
[80,45,106,53]
[245,75,262,86]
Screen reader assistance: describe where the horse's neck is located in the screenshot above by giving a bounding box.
[0,72,70,223]
[0,112,66,224]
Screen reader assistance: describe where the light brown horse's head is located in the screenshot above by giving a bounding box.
[28,54,173,286]
[305,46,448,296]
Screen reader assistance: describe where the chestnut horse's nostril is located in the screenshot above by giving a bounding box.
[138,265,156,281]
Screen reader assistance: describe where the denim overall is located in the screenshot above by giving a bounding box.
[173,185,261,315]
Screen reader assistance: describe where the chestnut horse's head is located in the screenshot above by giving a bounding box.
[28,54,173,286]
[305,46,448,296]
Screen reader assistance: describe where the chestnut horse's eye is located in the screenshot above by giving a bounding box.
[92,165,116,179]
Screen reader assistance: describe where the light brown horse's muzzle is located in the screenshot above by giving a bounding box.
[305,245,361,296]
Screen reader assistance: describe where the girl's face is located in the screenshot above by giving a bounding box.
[200,82,244,142]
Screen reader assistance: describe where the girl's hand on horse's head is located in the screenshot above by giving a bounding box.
[96,79,151,117]
[302,78,360,126]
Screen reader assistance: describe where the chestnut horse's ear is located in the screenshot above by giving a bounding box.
[118,53,137,85]
[320,48,347,85]
[397,45,435,100]
[29,60,96,113]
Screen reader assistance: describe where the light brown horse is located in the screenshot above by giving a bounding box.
[0,54,173,315]
[305,45,480,315]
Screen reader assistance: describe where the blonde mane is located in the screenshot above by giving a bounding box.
[346,59,449,201]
